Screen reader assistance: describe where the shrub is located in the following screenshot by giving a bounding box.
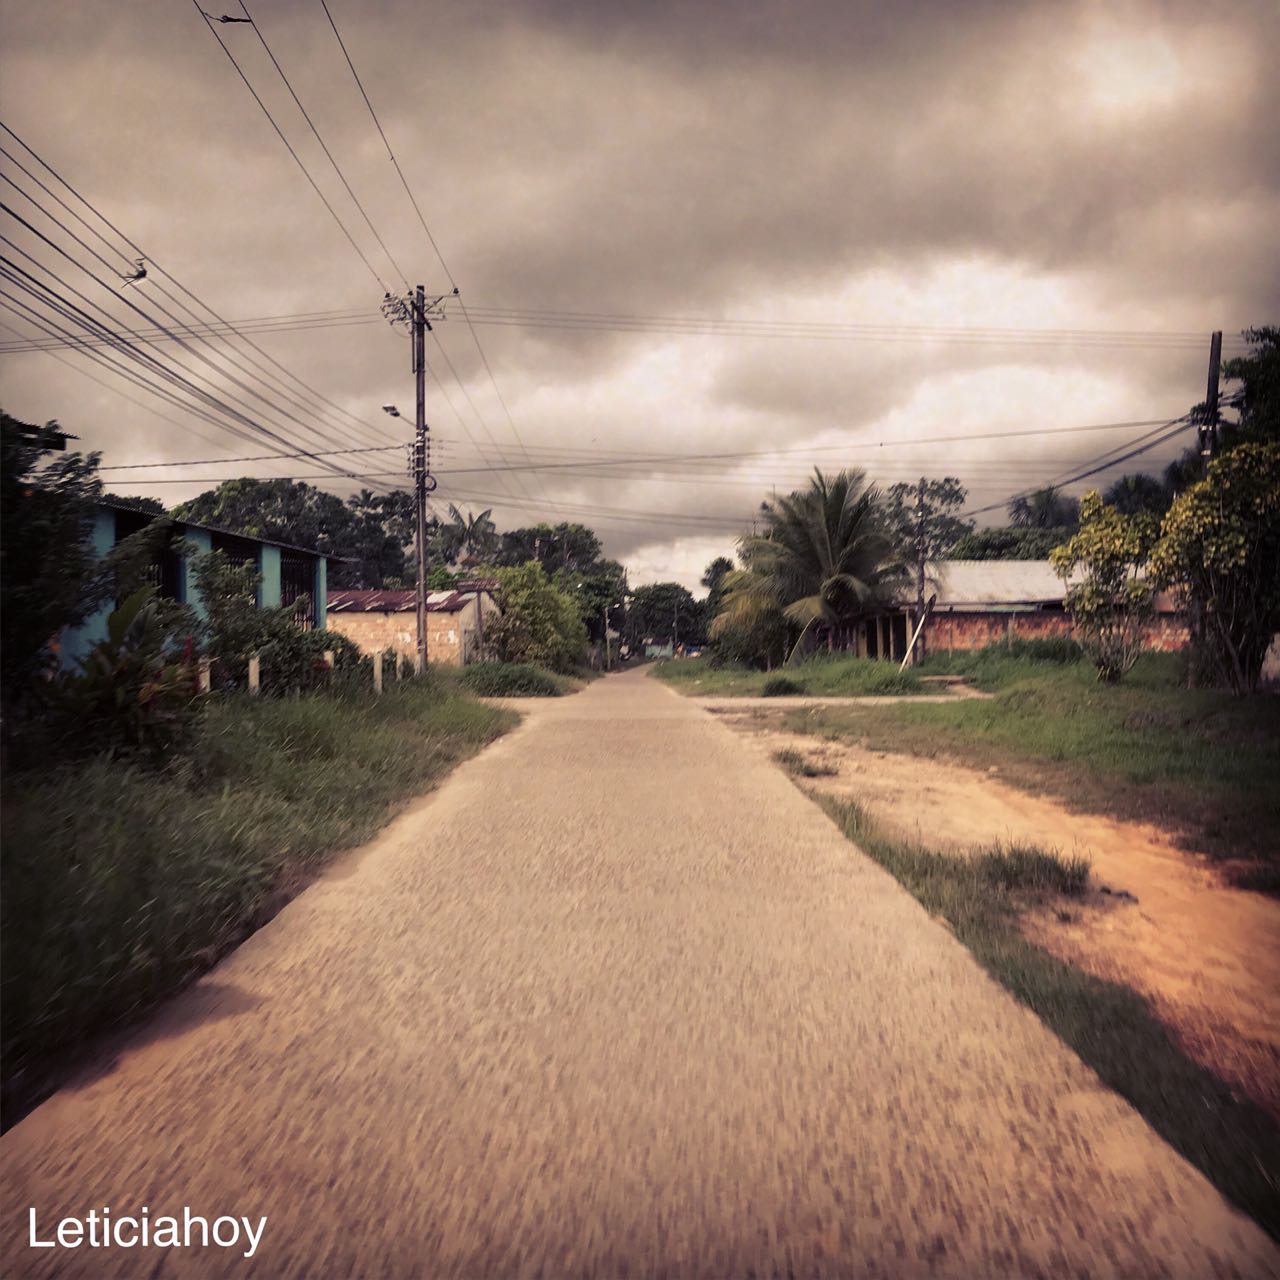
[761,675,805,697]
[1004,636,1084,664]
[484,562,588,673]
[48,588,203,762]
[460,661,562,697]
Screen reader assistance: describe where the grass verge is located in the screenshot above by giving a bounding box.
[787,651,1280,890]
[815,792,1280,1239]
[654,653,923,697]
[1,679,516,1125]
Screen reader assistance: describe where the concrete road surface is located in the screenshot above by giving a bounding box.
[3,669,1275,1278]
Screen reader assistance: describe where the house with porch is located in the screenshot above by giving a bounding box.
[58,498,333,668]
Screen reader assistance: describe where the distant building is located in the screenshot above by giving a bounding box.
[855,560,1187,663]
[59,498,333,668]
[326,581,499,667]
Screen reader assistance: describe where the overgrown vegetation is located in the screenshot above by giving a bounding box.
[815,795,1280,1238]
[1,680,515,1123]
[787,649,1280,889]
[460,661,566,697]
[655,653,924,697]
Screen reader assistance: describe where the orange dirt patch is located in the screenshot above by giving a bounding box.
[719,707,1280,1121]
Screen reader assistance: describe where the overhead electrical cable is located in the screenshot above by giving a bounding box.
[1,125,401,454]
[190,0,389,293]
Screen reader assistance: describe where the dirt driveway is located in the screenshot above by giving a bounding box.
[713,703,1280,1121]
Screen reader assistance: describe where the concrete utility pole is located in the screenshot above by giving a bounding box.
[412,284,429,674]
[1199,330,1223,475]
[913,476,927,666]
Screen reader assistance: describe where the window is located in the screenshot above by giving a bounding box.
[281,551,316,630]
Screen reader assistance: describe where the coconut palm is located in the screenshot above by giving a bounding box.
[1007,485,1080,530]
[712,468,909,664]
[441,504,498,567]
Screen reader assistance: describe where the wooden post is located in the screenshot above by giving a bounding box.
[198,657,212,693]
[323,650,335,673]
[247,653,260,695]
[373,652,383,695]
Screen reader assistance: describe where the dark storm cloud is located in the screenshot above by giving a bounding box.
[1,0,1276,582]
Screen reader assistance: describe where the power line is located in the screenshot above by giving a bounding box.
[317,1,554,512]
[236,0,408,290]
[190,0,389,293]
[98,442,405,471]
[1,125,400,455]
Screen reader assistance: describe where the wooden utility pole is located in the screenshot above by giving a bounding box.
[913,476,927,666]
[1199,330,1222,475]
[602,605,611,670]
[412,284,429,674]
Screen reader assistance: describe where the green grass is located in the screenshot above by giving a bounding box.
[816,794,1280,1239]
[654,653,924,697]
[787,651,1280,889]
[1,680,516,1124]
[459,660,566,697]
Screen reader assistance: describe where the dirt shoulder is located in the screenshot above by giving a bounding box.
[713,705,1280,1123]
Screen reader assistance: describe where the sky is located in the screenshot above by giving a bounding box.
[1,0,1276,590]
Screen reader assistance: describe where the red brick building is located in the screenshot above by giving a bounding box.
[853,560,1187,663]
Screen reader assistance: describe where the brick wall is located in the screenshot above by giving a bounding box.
[327,608,468,665]
[922,610,1188,654]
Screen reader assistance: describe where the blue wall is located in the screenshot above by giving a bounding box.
[58,509,330,671]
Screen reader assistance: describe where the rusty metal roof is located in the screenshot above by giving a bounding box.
[327,588,490,615]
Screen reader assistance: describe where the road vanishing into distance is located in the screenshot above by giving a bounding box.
[3,669,1276,1277]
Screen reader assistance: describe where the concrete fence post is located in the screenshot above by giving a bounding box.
[323,650,334,669]
[373,653,383,695]
[197,657,212,693]
[248,653,260,695]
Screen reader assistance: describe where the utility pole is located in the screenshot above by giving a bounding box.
[412,284,429,674]
[602,605,611,671]
[913,476,927,666]
[1199,330,1223,475]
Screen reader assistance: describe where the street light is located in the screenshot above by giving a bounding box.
[382,405,401,418]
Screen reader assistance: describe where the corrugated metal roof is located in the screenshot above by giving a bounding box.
[930,560,1072,607]
[327,588,491,614]
[96,498,340,559]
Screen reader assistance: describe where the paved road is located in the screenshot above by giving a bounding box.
[3,670,1275,1278]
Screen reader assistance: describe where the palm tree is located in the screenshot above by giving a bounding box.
[443,504,498,567]
[712,469,909,664]
[1007,485,1080,530]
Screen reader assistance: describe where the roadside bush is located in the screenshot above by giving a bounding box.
[256,627,364,696]
[484,562,588,673]
[461,661,562,697]
[1004,636,1083,664]
[47,588,203,763]
[761,675,806,696]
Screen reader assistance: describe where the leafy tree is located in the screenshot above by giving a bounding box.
[559,559,628,644]
[1151,441,1280,694]
[713,468,908,664]
[1008,485,1080,531]
[483,562,587,673]
[884,477,972,557]
[174,479,417,589]
[495,523,603,574]
[701,556,735,621]
[628,582,702,647]
[1103,473,1171,518]
[1,414,104,696]
[1050,491,1158,682]
[947,526,1076,560]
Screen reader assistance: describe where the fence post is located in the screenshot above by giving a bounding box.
[323,650,334,670]
[197,657,212,693]
[373,652,383,695]
[248,652,260,695]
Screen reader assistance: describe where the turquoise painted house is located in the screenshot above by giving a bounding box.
[61,499,332,668]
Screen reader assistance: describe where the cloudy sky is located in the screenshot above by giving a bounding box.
[1,0,1276,588]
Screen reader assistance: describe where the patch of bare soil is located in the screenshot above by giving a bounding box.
[718,707,1280,1122]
